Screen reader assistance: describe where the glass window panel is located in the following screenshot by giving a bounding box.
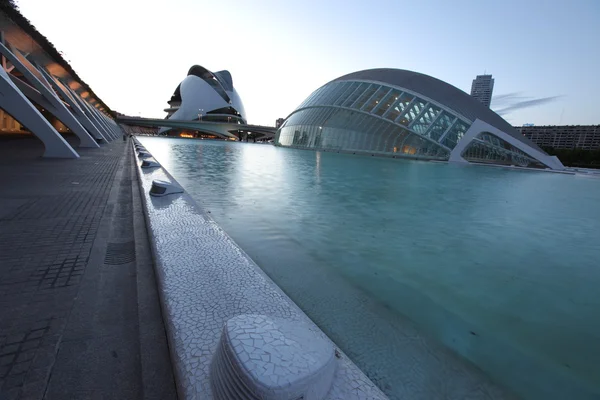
[309,87,329,106]
[400,100,427,126]
[426,113,455,141]
[331,82,352,104]
[294,110,306,125]
[441,120,469,149]
[327,82,351,106]
[352,85,379,110]
[285,113,298,126]
[342,82,369,107]
[359,131,371,150]
[328,109,345,129]
[334,82,359,106]
[315,83,337,105]
[311,126,319,149]
[312,108,326,125]
[298,109,311,125]
[373,90,401,117]
[373,128,386,152]
[304,88,324,107]
[356,113,374,133]
[376,123,393,152]
[332,128,342,150]
[400,134,422,155]
[334,129,345,150]
[347,131,358,150]
[385,92,415,122]
[387,124,401,152]
[321,127,331,148]
[289,110,307,126]
[314,127,323,148]
[320,83,345,105]
[365,129,376,151]
[392,129,411,153]
[371,120,390,149]
[411,105,441,134]
[362,87,390,112]
[321,108,336,127]
[374,124,393,152]
[303,89,323,107]
[341,111,358,129]
[323,108,339,128]
[357,129,371,150]
[316,108,329,124]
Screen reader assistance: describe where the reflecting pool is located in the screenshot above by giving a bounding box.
[140,137,600,400]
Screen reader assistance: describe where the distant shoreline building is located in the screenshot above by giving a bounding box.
[516,125,600,150]
[470,74,494,108]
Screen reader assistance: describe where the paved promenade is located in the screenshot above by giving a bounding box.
[0,137,176,399]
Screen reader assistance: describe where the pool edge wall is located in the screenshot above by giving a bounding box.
[131,141,388,399]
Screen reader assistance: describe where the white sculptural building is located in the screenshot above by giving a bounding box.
[161,65,246,134]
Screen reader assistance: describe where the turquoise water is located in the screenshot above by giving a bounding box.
[140,137,600,399]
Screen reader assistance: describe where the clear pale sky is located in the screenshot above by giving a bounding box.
[16,0,600,126]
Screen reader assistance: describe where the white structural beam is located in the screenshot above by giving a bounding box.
[90,103,119,139]
[38,66,108,143]
[80,97,114,140]
[88,104,118,139]
[0,67,78,158]
[8,76,102,148]
[0,43,99,148]
[62,82,115,141]
[449,119,565,170]
[97,110,121,138]
[60,83,112,140]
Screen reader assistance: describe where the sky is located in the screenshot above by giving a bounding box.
[15,0,600,126]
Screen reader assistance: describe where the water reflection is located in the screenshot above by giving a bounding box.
[140,137,600,400]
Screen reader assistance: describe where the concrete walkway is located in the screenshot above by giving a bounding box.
[0,136,176,400]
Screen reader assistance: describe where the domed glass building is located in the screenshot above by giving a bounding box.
[276,69,564,170]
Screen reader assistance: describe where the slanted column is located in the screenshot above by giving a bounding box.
[0,42,98,148]
[87,103,117,139]
[0,67,78,158]
[63,82,115,141]
[38,66,108,143]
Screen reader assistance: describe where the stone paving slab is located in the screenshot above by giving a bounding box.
[0,136,175,399]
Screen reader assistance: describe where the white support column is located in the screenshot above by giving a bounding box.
[0,43,99,148]
[449,119,565,170]
[87,103,117,139]
[90,104,118,140]
[62,82,115,141]
[96,110,120,138]
[0,67,78,158]
[38,66,108,143]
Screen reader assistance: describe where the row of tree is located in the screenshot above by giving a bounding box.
[542,147,600,168]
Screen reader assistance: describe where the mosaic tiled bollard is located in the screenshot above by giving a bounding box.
[211,315,336,400]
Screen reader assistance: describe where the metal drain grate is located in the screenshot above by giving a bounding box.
[104,241,136,265]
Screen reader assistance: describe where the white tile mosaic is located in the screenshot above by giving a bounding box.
[134,145,387,400]
[211,314,336,400]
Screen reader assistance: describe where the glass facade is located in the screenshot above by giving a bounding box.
[277,79,547,166]
[462,132,545,168]
[278,80,466,160]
